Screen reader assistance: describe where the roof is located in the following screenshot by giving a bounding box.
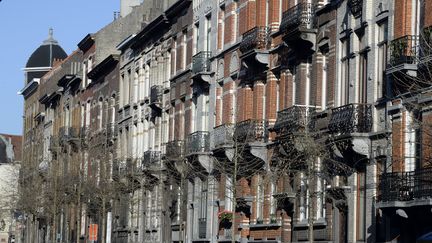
[25,28,67,68]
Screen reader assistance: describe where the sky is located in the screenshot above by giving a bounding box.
[0,0,120,135]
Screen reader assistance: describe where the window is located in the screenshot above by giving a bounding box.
[98,98,103,130]
[225,176,234,211]
[128,69,133,104]
[256,176,264,223]
[340,38,351,105]
[219,5,225,50]
[194,23,199,55]
[87,57,93,85]
[357,171,366,241]
[183,31,187,70]
[377,21,388,98]
[206,15,211,52]
[200,179,208,219]
[299,172,308,222]
[358,52,368,103]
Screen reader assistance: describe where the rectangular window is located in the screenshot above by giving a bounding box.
[182,31,187,70]
[377,21,388,98]
[200,179,208,219]
[340,39,350,105]
[206,15,211,52]
[357,171,366,241]
[194,23,199,55]
[359,52,368,103]
[256,176,264,223]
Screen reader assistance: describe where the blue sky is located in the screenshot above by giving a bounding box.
[0,0,119,135]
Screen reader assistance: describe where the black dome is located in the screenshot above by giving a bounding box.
[25,28,67,68]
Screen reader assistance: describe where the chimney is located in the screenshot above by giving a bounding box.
[120,0,141,17]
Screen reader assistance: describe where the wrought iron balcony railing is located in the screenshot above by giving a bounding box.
[379,167,432,202]
[150,85,163,105]
[280,3,314,33]
[192,51,212,74]
[234,119,268,143]
[186,131,210,155]
[142,151,161,167]
[239,26,269,53]
[389,35,419,67]
[328,103,372,134]
[348,0,363,18]
[273,106,314,135]
[198,218,207,239]
[213,123,235,148]
[166,140,185,160]
[59,126,78,143]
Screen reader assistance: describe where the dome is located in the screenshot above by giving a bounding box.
[25,28,67,68]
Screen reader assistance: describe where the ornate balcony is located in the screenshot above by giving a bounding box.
[185,131,210,155]
[239,26,268,54]
[142,151,161,167]
[273,106,314,136]
[213,123,234,148]
[192,51,213,85]
[59,126,79,145]
[389,35,419,66]
[379,167,432,203]
[198,218,207,239]
[348,0,362,18]
[192,51,212,74]
[280,3,315,51]
[328,103,372,135]
[280,3,314,33]
[165,140,185,160]
[388,35,419,74]
[234,119,268,143]
[150,85,163,110]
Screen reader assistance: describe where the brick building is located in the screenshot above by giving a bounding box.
[19,0,432,243]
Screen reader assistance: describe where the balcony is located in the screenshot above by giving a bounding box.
[234,119,268,143]
[328,103,372,135]
[142,151,161,167]
[165,140,185,160]
[192,51,212,74]
[280,3,315,51]
[273,106,314,136]
[348,0,362,18]
[59,126,79,145]
[239,26,268,54]
[198,218,207,239]
[213,123,235,148]
[379,167,432,204]
[192,51,213,85]
[388,35,419,74]
[185,131,210,155]
[150,85,163,110]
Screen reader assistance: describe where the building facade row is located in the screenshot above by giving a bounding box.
[20,0,432,243]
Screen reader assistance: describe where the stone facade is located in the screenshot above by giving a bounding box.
[20,0,432,243]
